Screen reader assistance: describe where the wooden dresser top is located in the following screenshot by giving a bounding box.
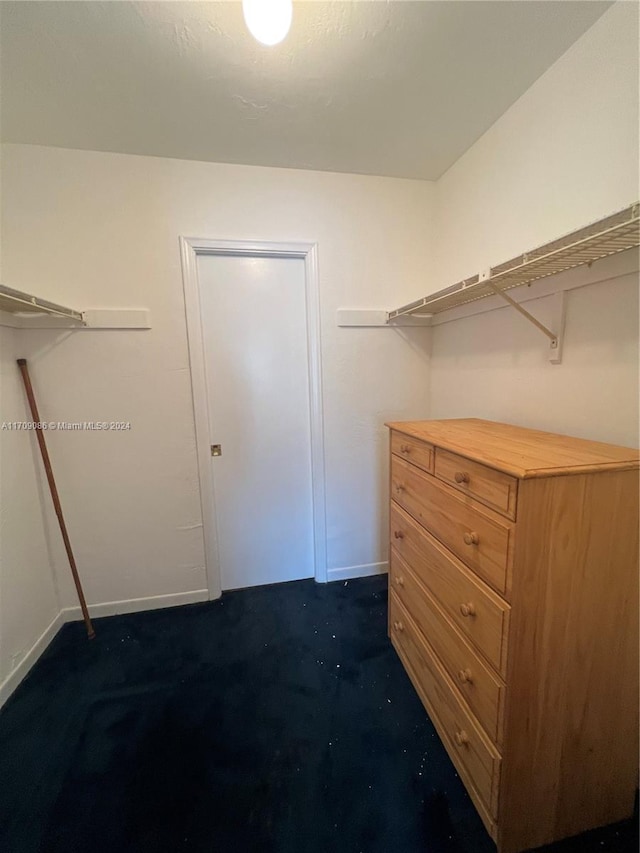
[385,418,640,479]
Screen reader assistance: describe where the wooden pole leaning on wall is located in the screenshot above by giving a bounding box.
[16,359,95,640]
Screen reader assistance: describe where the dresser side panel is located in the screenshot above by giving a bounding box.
[499,470,639,853]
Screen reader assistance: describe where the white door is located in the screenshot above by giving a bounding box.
[197,253,315,590]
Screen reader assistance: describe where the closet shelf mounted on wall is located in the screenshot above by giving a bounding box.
[391,202,640,364]
[338,202,640,364]
[0,284,151,329]
[388,203,640,321]
[0,284,83,322]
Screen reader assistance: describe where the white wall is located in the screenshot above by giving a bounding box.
[1,143,434,613]
[430,1,639,447]
[0,323,60,699]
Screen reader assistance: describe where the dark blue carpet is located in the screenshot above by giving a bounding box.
[0,576,637,853]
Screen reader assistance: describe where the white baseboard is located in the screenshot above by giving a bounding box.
[61,589,210,621]
[0,611,65,710]
[327,561,388,583]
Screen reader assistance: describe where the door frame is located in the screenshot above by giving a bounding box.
[180,237,327,598]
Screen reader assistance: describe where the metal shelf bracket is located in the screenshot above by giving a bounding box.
[484,280,566,363]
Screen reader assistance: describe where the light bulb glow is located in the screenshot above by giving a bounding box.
[242,0,292,46]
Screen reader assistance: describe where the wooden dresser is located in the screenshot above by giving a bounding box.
[385,418,639,853]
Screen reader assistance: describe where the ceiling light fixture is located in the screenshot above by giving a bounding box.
[242,0,292,46]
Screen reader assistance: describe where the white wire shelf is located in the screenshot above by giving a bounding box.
[0,285,152,329]
[0,284,83,321]
[388,203,640,320]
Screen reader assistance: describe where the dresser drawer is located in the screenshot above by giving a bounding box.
[390,502,510,675]
[391,430,434,474]
[391,456,514,597]
[390,550,505,745]
[435,448,518,521]
[390,592,501,825]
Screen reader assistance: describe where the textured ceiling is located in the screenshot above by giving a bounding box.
[0,1,612,180]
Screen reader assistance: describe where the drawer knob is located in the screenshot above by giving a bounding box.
[463,531,479,546]
[394,575,405,588]
[459,602,476,618]
[393,530,404,539]
[458,668,473,684]
[454,471,470,484]
[400,444,411,454]
[395,484,405,494]
[393,620,404,632]
[454,730,469,747]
